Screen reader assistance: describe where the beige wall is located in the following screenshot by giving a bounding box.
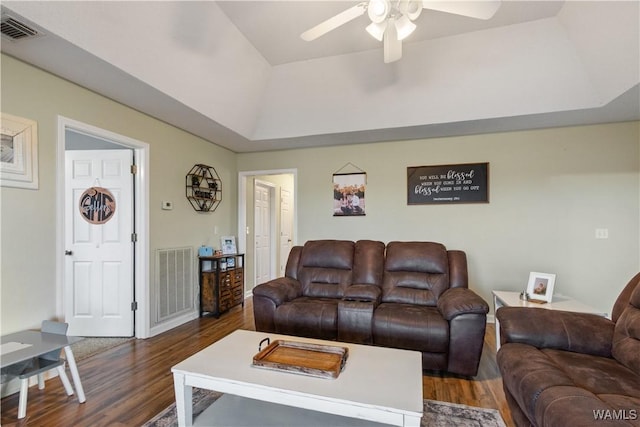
[0,54,238,334]
[238,122,640,316]
[2,53,638,336]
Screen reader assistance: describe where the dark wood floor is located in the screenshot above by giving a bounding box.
[0,299,514,426]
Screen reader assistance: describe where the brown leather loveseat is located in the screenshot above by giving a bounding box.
[496,273,640,427]
[252,239,489,376]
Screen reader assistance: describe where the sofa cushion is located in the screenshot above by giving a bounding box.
[385,241,449,273]
[372,303,449,353]
[382,242,450,305]
[498,342,640,425]
[274,297,339,340]
[298,240,354,299]
[612,283,640,375]
[353,240,385,286]
[534,386,639,427]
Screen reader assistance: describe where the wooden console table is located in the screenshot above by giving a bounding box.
[198,254,244,318]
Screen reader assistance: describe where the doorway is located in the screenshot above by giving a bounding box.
[238,169,297,294]
[57,117,150,338]
[65,148,134,336]
[254,180,275,288]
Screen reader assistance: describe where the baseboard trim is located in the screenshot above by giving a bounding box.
[149,311,199,338]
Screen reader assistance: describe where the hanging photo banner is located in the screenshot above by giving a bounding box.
[79,186,116,224]
[333,172,366,216]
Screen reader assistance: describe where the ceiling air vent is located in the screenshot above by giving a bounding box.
[1,15,41,41]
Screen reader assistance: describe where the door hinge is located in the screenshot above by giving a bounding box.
[131,232,138,242]
[131,301,138,311]
[130,164,137,174]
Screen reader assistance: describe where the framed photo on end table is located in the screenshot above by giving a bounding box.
[526,272,556,302]
[221,236,237,255]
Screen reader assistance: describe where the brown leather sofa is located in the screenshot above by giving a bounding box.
[496,273,640,427]
[252,239,489,376]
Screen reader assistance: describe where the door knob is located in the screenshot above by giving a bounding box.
[65,250,73,256]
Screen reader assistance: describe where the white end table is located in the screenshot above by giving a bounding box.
[492,290,608,351]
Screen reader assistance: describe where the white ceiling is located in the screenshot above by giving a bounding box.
[216,1,564,65]
[1,1,639,153]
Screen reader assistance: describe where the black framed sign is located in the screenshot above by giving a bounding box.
[407,163,489,205]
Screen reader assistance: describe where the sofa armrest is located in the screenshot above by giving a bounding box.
[437,288,489,321]
[343,284,381,304]
[252,277,302,306]
[439,288,488,376]
[497,306,615,357]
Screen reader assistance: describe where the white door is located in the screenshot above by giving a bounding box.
[254,182,271,287]
[65,149,134,336]
[279,188,293,276]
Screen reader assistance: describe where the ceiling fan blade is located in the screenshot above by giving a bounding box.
[301,2,368,41]
[422,0,501,20]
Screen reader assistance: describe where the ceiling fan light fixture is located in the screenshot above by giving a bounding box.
[366,21,387,42]
[300,0,503,64]
[366,21,387,41]
[368,0,389,23]
[405,0,423,20]
[395,14,416,41]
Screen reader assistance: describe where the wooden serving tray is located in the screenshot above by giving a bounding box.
[252,338,348,379]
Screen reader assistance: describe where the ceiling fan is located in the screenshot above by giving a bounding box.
[301,0,501,63]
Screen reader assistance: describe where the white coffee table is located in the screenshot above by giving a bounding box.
[492,290,608,351]
[172,329,423,427]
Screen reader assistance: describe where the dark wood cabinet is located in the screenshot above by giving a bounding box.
[198,254,244,317]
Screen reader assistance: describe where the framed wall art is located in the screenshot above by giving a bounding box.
[1,113,39,189]
[407,162,489,205]
[333,171,366,216]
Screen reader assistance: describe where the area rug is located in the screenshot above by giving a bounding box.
[143,388,506,427]
[68,337,133,361]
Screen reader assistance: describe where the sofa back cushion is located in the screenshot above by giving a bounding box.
[284,246,303,280]
[612,272,640,322]
[353,240,385,286]
[381,241,450,305]
[611,273,640,375]
[297,240,354,298]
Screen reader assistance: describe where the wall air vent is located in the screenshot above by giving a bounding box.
[1,15,41,41]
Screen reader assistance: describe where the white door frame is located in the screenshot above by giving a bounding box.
[56,116,150,339]
[238,169,297,292]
